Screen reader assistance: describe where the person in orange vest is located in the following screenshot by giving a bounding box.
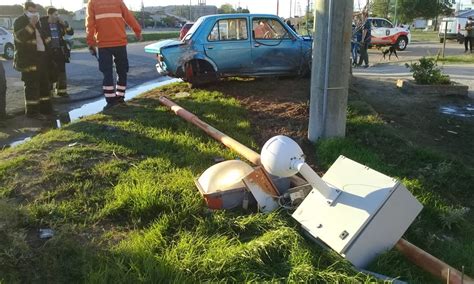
[85,0,142,110]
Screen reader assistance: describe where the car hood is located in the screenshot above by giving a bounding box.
[144,39,183,54]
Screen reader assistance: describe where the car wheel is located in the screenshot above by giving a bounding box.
[3,43,14,60]
[183,60,218,88]
[396,36,408,51]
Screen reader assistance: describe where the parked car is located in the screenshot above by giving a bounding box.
[438,17,468,43]
[179,22,194,40]
[145,14,312,85]
[368,17,411,50]
[0,27,14,60]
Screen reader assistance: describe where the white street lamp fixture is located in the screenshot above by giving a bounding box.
[260,135,423,268]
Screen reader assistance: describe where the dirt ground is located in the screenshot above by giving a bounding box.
[206,76,474,168]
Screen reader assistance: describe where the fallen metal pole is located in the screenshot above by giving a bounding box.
[396,239,473,284]
[158,96,261,165]
[159,96,473,284]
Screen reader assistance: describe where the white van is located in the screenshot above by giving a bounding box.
[438,17,468,43]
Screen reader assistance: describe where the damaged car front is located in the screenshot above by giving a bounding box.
[145,14,312,86]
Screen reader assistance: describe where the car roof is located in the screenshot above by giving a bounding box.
[199,13,282,21]
[367,17,390,21]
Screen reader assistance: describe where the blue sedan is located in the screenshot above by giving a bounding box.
[145,14,312,86]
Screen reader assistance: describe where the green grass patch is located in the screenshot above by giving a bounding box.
[0,81,473,282]
[72,32,179,49]
[411,30,439,43]
[0,83,373,283]
[436,54,474,64]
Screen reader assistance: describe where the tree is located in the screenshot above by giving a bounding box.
[235,7,250,14]
[395,0,453,23]
[372,0,391,19]
[218,4,235,14]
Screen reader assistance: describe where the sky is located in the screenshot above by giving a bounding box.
[6,0,474,19]
[6,0,368,18]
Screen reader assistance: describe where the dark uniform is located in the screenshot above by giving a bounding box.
[39,17,74,96]
[0,61,6,118]
[13,14,53,116]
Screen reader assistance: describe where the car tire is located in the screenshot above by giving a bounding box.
[396,36,408,51]
[184,60,217,88]
[3,43,14,60]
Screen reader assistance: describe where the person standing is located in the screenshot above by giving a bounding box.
[351,23,362,67]
[357,17,371,68]
[85,0,142,109]
[40,7,74,97]
[0,60,6,119]
[13,2,53,118]
[465,17,473,53]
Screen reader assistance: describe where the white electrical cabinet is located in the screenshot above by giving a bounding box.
[292,155,423,268]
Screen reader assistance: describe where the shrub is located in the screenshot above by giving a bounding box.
[405,57,450,85]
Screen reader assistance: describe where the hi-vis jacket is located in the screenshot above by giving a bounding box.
[86,0,142,48]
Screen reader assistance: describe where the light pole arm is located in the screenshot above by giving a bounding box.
[295,162,341,205]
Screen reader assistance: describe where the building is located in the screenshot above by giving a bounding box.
[0,5,23,29]
[145,5,218,22]
[74,7,87,21]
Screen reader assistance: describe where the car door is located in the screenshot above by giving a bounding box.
[203,18,252,75]
[370,19,386,45]
[379,19,395,44]
[0,28,6,53]
[250,17,302,75]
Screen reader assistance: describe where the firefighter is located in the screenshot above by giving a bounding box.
[40,7,74,97]
[13,2,53,118]
[85,0,142,110]
[0,60,6,119]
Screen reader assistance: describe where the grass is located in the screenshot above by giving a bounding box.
[0,83,373,283]
[410,30,439,43]
[436,53,474,64]
[72,32,179,49]
[0,80,473,283]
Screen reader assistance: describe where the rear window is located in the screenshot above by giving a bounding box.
[182,18,204,41]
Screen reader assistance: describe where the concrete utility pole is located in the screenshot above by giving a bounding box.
[308,0,354,141]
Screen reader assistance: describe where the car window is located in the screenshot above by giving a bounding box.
[252,18,290,40]
[379,20,393,28]
[183,17,204,41]
[208,18,248,41]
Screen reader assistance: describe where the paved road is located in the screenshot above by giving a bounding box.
[367,41,467,63]
[2,41,159,114]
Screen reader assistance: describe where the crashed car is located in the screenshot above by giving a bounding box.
[145,14,312,85]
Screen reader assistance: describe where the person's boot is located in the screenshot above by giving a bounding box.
[104,97,120,111]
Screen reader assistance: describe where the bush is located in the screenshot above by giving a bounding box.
[405,57,450,85]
